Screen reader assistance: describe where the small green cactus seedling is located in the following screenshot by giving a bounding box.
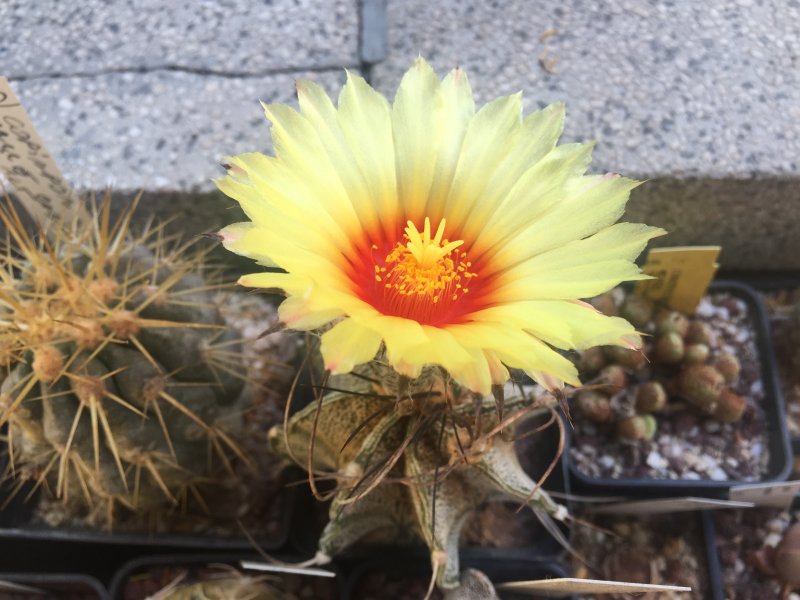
[617,414,657,442]
[270,362,568,590]
[576,390,613,423]
[684,343,710,365]
[635,382,667,413]
[0,197,263,527]
[654,309,689,337]
[714,352,742,383]
[619,295,655,329]
[653,332,684,365]
[676,365,726,414]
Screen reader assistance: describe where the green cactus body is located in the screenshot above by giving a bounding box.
[270,363,568,590]
[0,200,256,526]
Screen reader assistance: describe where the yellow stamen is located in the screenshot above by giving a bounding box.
[375,218,477,316]
[404,217,464,269]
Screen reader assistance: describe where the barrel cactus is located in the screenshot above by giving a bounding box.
[0,198,253,526]
[270,361,569,590]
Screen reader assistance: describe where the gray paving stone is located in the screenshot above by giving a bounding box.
[11,69,349,192]
[1,0,359,77]
[371,0,800,269]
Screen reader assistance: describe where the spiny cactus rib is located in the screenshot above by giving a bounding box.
[0,195,259,527]
[270,364,568,589]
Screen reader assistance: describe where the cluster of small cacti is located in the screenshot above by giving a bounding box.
[0,198,254,526]
[270,361,568,590]
[575,291,746,442]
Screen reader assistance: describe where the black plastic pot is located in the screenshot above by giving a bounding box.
[566,280,792,497]
[568,508,718,599]
[108,553,343,600]
[793,439,800,479]
[702,510,726,600]
[0,573,107,599]
[342,551,573,600]
[0,466,295,551]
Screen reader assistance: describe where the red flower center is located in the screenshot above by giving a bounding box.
[351,218,486,326]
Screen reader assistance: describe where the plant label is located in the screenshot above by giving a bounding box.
[729,480,800,509]
[635,246,721,314]
[0,77,83,225]
[239,561,337,578]
[588,496,754,515]
[0,580,47,593]
[497,578,691,597]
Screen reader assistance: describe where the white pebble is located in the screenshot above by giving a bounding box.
[696,300,714,317]
[646,451,668,470]
[599,455,615,470]
[709,467,729,481]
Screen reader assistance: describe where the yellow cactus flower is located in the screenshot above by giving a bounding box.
[217,58,665,395]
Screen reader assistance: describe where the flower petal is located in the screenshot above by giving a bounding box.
[460,102,566,244]
[321,318,383,374]
[433,93,523,230]
[392,57,443,222]
[337,71,398,240]
[472,300,642,350]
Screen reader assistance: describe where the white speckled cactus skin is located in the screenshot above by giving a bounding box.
[270,362,568,589]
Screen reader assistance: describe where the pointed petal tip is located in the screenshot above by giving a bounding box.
[199,231,224,243]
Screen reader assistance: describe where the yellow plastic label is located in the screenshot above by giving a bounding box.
[0,77,82,224]
[635,246,721,314]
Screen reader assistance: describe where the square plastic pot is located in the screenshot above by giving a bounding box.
[0,460,296,552]
[566,281,792,497]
